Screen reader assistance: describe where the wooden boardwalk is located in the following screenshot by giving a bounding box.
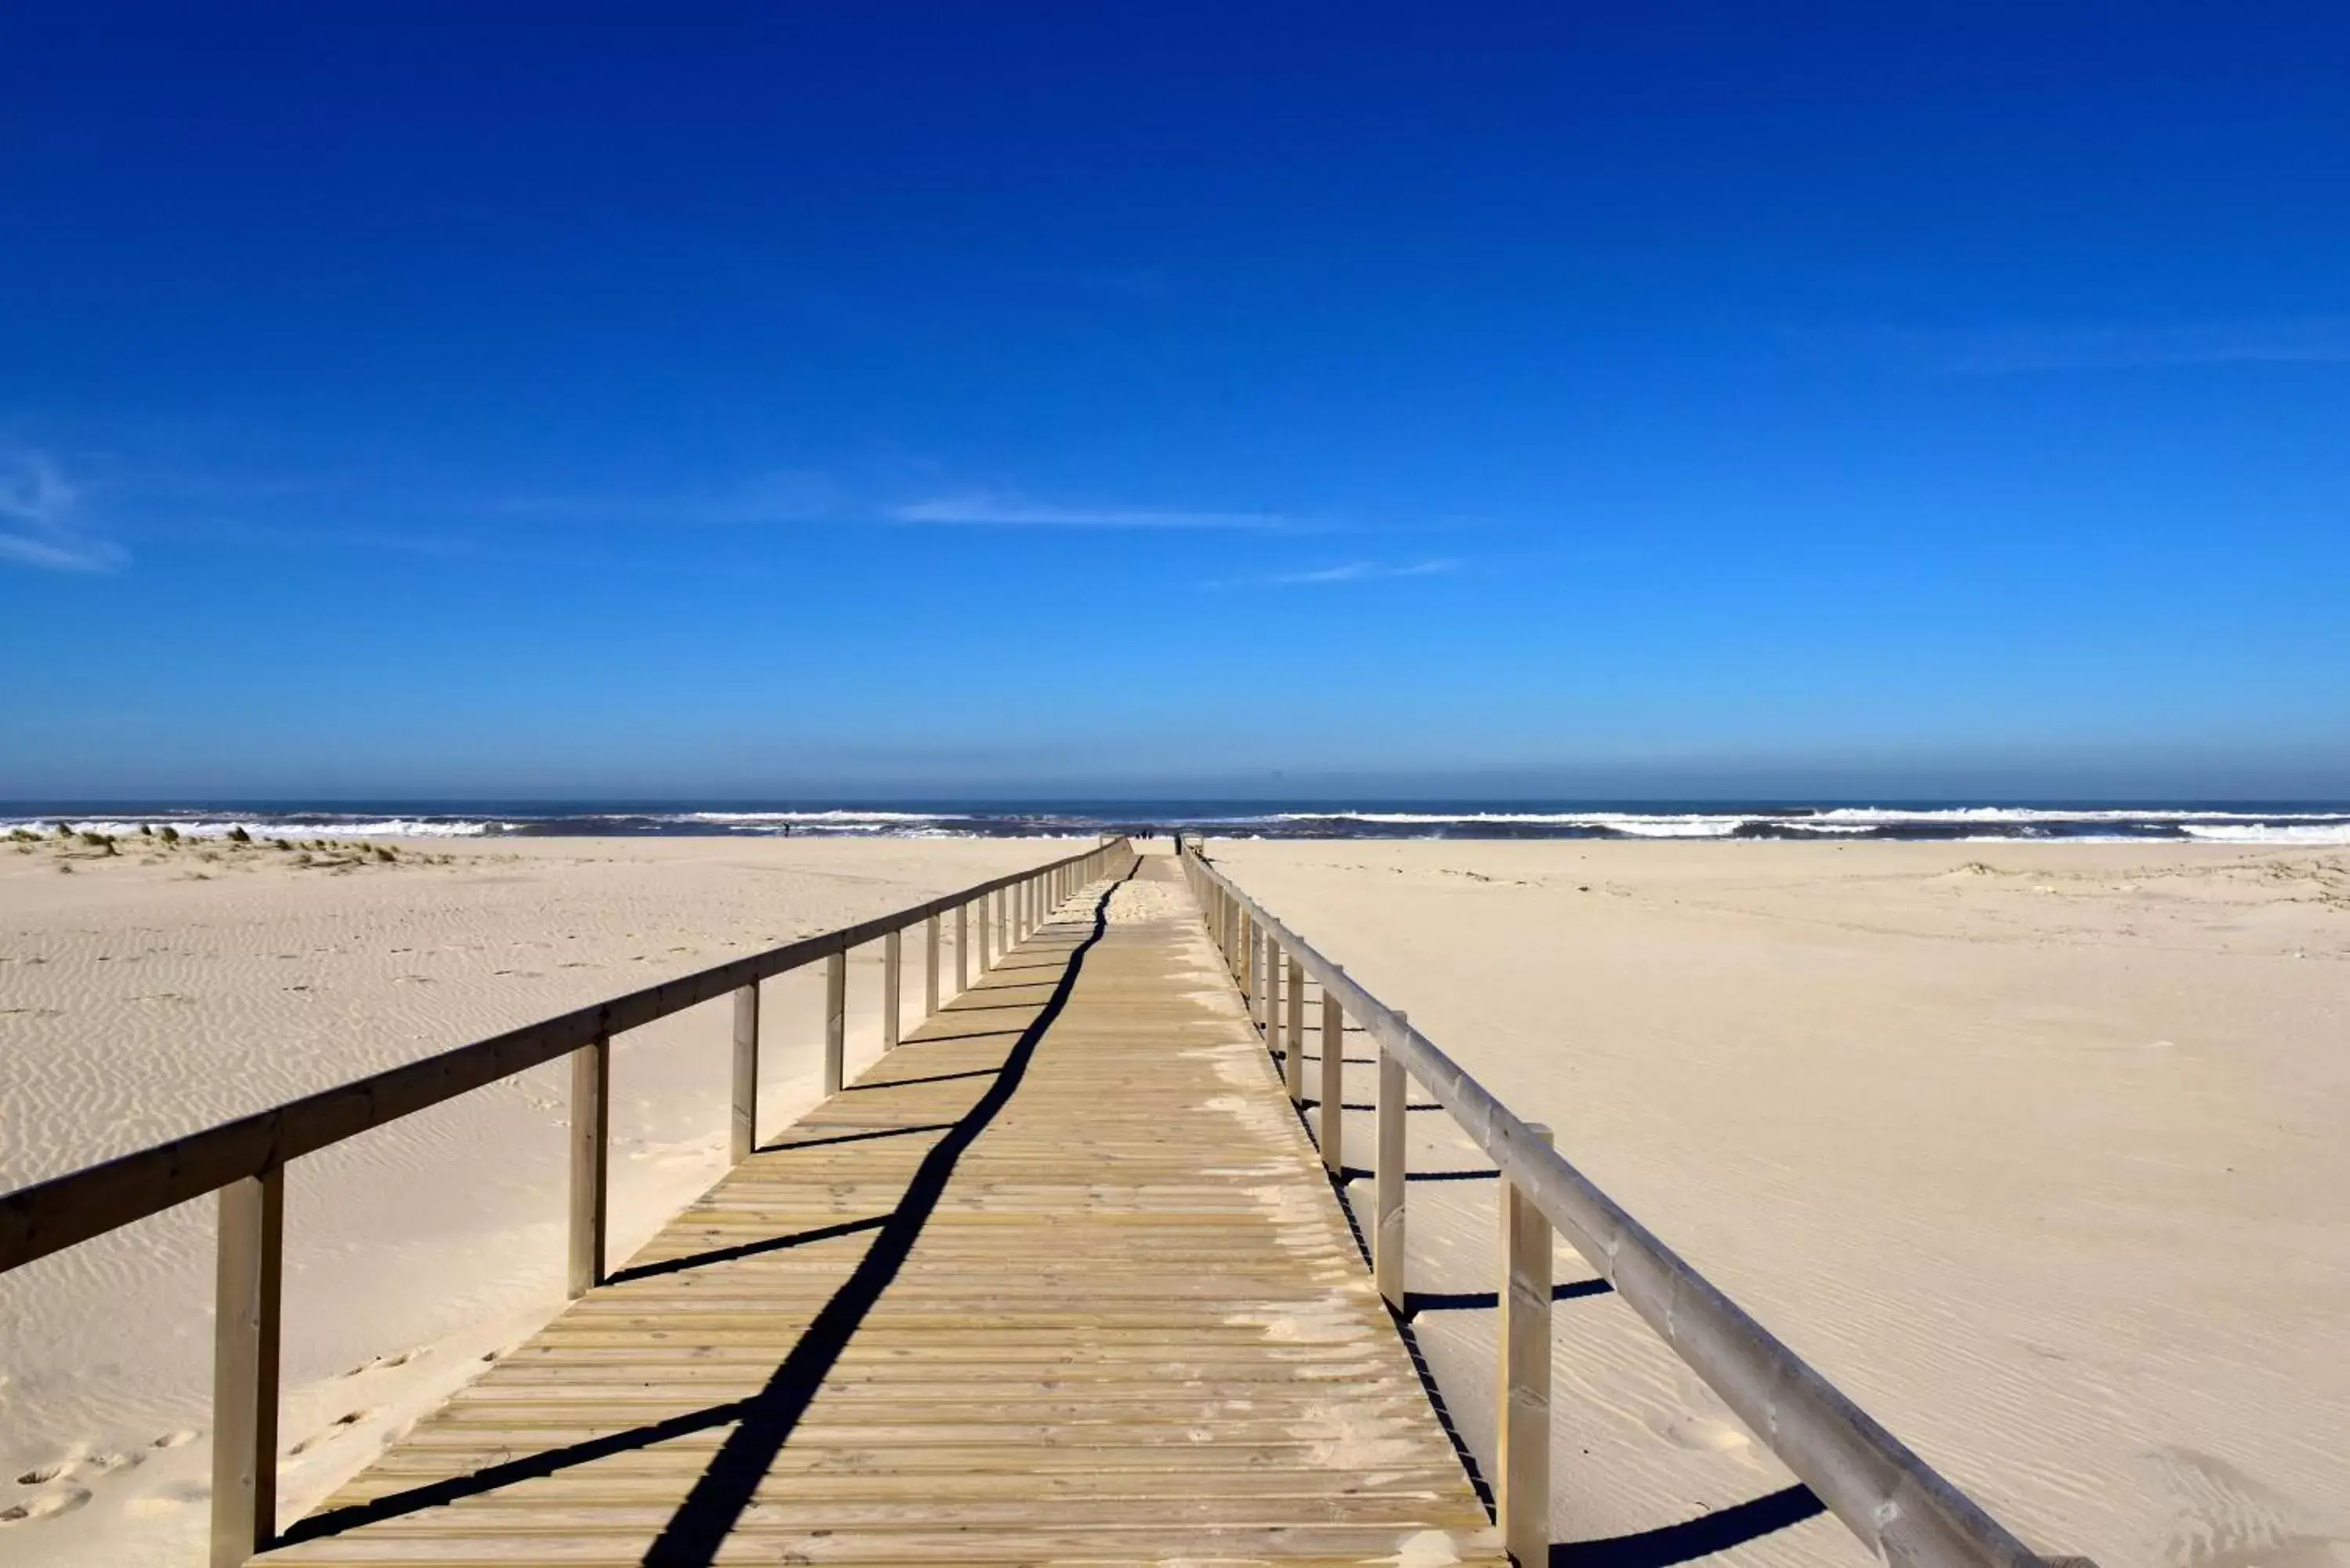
[260,852,1502,1566]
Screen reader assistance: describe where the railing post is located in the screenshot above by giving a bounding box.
[1285,952,1305,1104]
[1245,916,1260,1017]
[730,982,759,1164]
[881,928,902,1050]
[823,949,847,1094]
[1499,1123,1556,1567]
[956,901,969,992]
[978,891,993,974]
[210,1164,282,1568]
[924,913,941,1016]
[1374,1010,1408,1312]
[1320,981,1344,1172]
[1267,937,1285,1071]
[568,1032,609,1297]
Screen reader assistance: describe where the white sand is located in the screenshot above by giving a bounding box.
[0,833,1049,1563]
[7,833,2345,1566]
[1210,840,2350,1568]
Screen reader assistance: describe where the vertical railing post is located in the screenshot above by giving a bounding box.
[956,901,969,992]
[1285,952,1305,1104]
[1373,1010,1408,1312]
[881,928,902,1050]
[1499,1123,1556,1566]
[924,913,941,1017]
[1266,934,1285,1068]
[211,1164,283,1568]
[1320,981,1344,1172]
[823,948,847,1093]
[1245,916,1260,1017]
[568,1032,609,1297]
[730,982,759,1164]
[978,892,993,974]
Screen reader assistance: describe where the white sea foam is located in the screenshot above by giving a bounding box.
[1281,814,1749,835]
[682,810,967,824]
[2178,823,2350,845]
[1810,806,2350,825]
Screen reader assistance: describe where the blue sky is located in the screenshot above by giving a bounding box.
[5,5,2348,799]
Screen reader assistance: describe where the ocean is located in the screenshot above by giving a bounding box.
[7,801,2350,846]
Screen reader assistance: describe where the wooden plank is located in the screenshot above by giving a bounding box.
[259,850,1499,1567]
[1320,986,1344,1172]
[728,983,757,1165]
[1374,1016,1407,1313]
[212,1167,282,1567]
[1499,1123,1555,1566]
[822,950,846,1095]
[566,1036,608,1298]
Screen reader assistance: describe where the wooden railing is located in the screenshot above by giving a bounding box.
[1180,844,2084,1568]
[0,837,1130,1568]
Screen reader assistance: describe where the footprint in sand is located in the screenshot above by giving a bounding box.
[125,1483,208,1518]
[343,1349,421,1376]
[1644,1374,1759,1460]
[0,1487,93,1525]
[1652,1411,1752,1453]
[291,1408,382,1456]
[151,1429,197,1450]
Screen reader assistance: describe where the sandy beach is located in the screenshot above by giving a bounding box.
[4,833,2345,1566]
[0,833,1051,1564]
[1210,839,2350,1568]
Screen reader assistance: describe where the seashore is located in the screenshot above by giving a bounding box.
[1,833,2342,1565]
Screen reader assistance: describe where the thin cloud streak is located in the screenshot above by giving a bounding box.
[0,448,127,572]
[489,469,841,526]
[888,493,1295,530]
[1201,558,1461,590]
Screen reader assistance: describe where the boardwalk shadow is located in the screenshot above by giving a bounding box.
[844,1066,1004,1092]
[280,868,1137,1562]
[1551,1483,1825,1566]
[1405,1278,1611,1317]
[606,1215,887,1285]
[761,1122,956,1153]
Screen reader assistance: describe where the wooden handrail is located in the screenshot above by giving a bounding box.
[2,836,1127,1568]
[1180,844,2077,1568]
[0,839,1123,1274]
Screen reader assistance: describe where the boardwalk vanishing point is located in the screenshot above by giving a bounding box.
[257,849,1505,1565]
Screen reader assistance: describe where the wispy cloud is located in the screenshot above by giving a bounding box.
[0,448,126,572]
[888,493,1295,530]
[490,469,842,526]
[1202,558,1461,590]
